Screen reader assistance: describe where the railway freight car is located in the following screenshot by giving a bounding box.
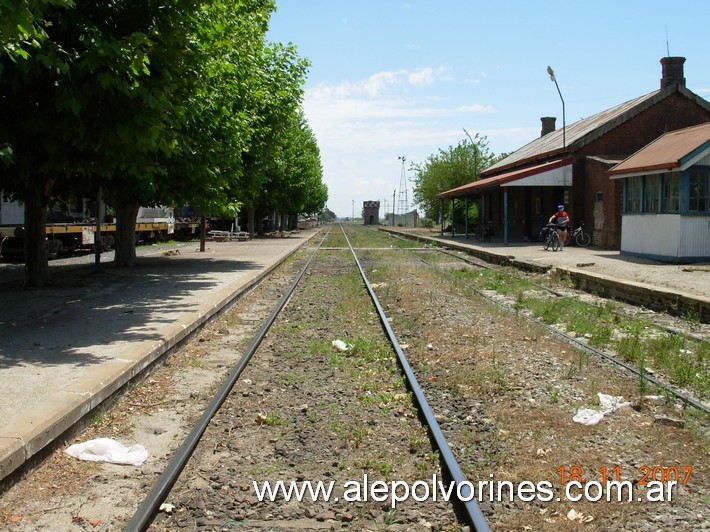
[0,195,201,260]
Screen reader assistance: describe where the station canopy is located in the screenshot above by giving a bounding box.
[438,157,572,200]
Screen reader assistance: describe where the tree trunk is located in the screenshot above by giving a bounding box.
[23,196,51,287]
[199,215,206,252]
[247,207,255,237]
[114,202,140,267]
[258,209,268,236]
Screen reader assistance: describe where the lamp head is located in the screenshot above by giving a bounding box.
[546,65,556,82]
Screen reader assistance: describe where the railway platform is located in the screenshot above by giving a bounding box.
[383,227,710,323]
[0,231,317,484]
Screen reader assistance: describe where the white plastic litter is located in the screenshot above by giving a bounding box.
[567,508,594,522]
[65,438,149,465]
[572,393,632,426]
[331,339,350,352]
[573,408,605,426]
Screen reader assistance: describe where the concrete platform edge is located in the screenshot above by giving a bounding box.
[0,237,312,484]
[381,227,709,323]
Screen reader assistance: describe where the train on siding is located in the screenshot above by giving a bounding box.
[0,194,202,261]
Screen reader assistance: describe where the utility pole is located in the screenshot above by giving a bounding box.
[397,156,408,227]
[463,128,478,179]
[392,189,396,226]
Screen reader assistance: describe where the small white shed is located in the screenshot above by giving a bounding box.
[609,122,710,263]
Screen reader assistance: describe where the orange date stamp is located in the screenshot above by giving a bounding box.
[557,465,693,486]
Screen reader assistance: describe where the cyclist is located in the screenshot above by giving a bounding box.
[548,204,570,250]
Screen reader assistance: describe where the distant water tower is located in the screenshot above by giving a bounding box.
[362,201,380,225]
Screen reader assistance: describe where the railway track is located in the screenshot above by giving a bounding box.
[126,224,489,530]
[425,249,709,414]
[1,224,706,530]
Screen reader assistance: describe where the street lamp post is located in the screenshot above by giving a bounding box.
[546,66,565,156]
[547,66,568,188]
[462,128,478,178]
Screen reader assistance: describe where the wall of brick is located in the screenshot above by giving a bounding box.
[573,93,710,248]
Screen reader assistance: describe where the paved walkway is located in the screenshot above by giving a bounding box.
[0,231,317,482]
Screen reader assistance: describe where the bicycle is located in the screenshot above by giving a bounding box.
[541,224,560,251]
[474,224,492,242]
[565,222,591,247]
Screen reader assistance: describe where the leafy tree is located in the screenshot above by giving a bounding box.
[159,2,276,218]
[0,0,81,285]
[1,0,313,281]
[55,0,200,267]
[236,40,311,235]
[103,1,311,263]
[1,0,195,281]
[411,133,495,226]
[0,0,74,73]
[319,207,336,223]
[265,113,326,230]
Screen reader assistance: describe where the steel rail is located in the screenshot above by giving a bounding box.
[547,323,709,413]
[420,250,709,414]
[437,247,709,345]
[339,224,491,532]
[124,226,332,531]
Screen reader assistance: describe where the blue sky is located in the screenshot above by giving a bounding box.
[267,1,710,218]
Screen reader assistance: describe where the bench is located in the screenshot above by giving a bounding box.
[208,230,251,242]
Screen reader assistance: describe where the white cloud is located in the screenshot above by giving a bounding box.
[300,68,507,216]
[309,66,449,99]
[303,95,493,124]
[407,67,435,86]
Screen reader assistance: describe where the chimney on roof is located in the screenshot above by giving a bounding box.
[660,56,686,89]
[541,117,556,137]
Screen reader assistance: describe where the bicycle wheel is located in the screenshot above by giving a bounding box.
[576,231,591,247]
[551,232,560,251]
[543,230,550,250]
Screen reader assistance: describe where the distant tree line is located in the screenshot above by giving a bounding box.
[1,0,327,285]
[411,132,507,229]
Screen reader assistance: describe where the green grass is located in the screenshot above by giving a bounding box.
[322,224,423,250]
[616,327,709,391]
[343,225,421,249]
[427,256,710,397]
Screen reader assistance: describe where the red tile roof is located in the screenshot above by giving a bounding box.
[609,121,710,177]
[482,86,710,177]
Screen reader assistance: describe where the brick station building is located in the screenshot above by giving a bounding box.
[439,57,710,248]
